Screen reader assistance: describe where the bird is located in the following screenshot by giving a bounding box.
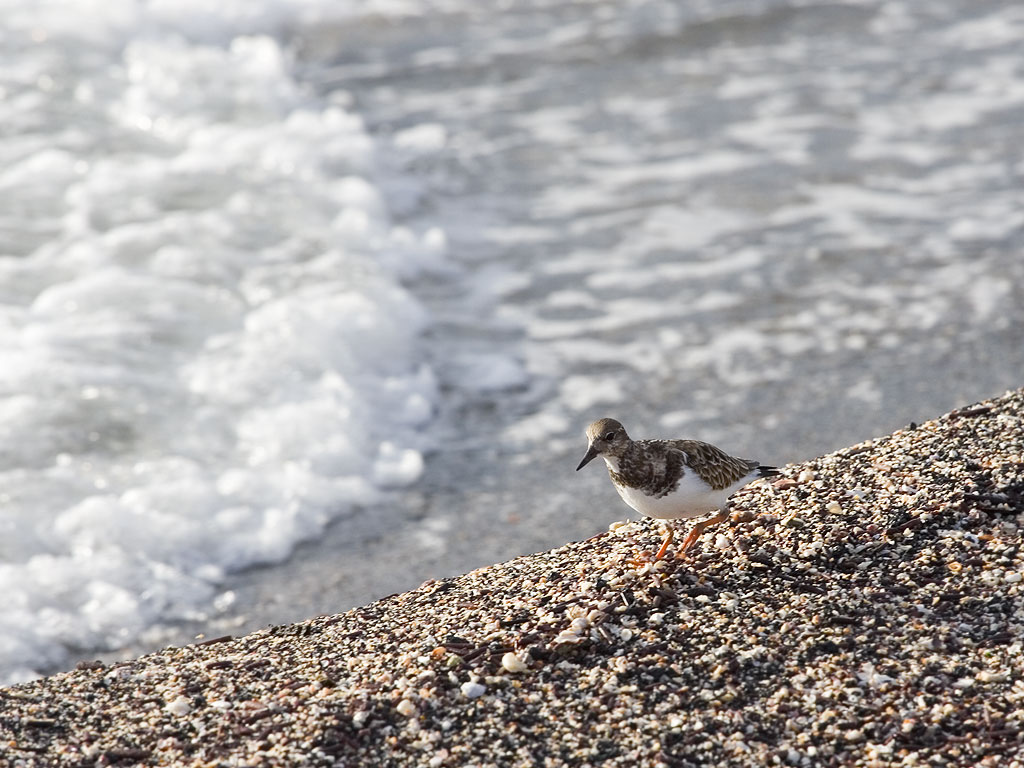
[576,417,777,558]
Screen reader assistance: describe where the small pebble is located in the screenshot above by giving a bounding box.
[396,699,417,717]
[501,653,529,674]
[165,696,191,716]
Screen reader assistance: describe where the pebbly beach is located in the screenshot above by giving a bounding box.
[3,388,1024,767]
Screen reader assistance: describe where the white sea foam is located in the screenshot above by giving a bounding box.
[0,1,448,684]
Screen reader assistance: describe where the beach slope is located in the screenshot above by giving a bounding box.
[3,389,1024,767]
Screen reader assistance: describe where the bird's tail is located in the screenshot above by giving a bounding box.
[757,465,780,478]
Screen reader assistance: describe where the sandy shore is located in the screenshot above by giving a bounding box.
[3,389,1024,767]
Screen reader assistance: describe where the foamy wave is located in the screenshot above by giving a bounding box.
[0,2,447,683]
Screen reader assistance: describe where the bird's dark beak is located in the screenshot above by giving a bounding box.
[576,444,599,471]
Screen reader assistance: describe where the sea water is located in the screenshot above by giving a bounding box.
[3,0,1024,684]
[0,0,453,684]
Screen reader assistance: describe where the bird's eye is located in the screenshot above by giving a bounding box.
[604,431,616,441]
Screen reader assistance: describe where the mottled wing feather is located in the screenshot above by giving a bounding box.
[661,439,761,491]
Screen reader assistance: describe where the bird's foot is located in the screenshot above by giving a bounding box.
[627,550,657,567]
[677,511,729,556]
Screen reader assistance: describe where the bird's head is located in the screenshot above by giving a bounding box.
[576,417,630,471]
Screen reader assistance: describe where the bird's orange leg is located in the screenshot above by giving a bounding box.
[679,510,729,554]
[654,526,674,560]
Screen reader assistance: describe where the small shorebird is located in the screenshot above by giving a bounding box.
[576,417,777,558]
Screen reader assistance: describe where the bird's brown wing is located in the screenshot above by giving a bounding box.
[666,439,761,491]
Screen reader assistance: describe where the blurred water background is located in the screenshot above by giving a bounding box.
[2,0,1022,683]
